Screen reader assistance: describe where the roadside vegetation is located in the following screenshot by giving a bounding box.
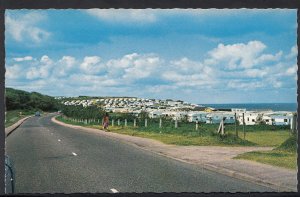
[5,88,60,127]
[56,113,290,147]
[234,134,297,169]
[5,110,35,127]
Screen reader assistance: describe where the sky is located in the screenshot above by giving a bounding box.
[4,9,298,104]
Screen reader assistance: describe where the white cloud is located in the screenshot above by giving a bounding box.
[80,56,104,74]
[13,56,33,62]
[7,43,296,96]
[286,64,297,76]
[255,51,282,64]
[207,40,267,70]
[243,68,268,78]
[26,55,54,79]
[106,53,163,81]
[86,9,157,23]
[5,64,22,79]
[123,54,162,80]
[285,45,297,59]
[227,80,264,90]
[85,9,292,24]
[55,56,77,77]
[5,12,50,43]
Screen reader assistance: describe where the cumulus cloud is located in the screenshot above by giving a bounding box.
[6,41,296,96]
[227,80,264,90]
[86,9,157,23]
[285,45,297,59]
[5,12,50,43]
[80,56,104,74]
[286,64,297,76]
[207,40,267,70]
[106,53,163,82]
[55,56,77,77]
[161,57,218,88]
[26,55,54,79]
[6,64,22,79]
[13,56,33,62]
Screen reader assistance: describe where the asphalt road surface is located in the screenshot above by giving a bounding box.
[5,114,274,193]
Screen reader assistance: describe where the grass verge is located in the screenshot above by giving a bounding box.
[234,150,297,169]
[57,116,284,147]
[234,135,297,169]
[5,110,35,128]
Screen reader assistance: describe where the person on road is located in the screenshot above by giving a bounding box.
[103,113,109,131]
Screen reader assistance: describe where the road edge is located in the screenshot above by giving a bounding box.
[5,116,33,137]
[51,115,296,192]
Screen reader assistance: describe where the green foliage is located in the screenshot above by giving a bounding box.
[61,105,105,119]
[5,110,36,127]
[138,110,149,120]
[5,88,59,111]
[110,113,137,121]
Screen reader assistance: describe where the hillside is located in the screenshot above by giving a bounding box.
[5,87,59,112]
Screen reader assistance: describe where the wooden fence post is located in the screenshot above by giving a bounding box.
[175,119,178,128]
[159,118,162,128]
[125,119,127,127]
[291,113,297,134]
[196,121,198,130]
[145,119,148,127]
[118,119,120,126]
[243,113,245,140]
[112,119,114,126]
[235,113,238,137]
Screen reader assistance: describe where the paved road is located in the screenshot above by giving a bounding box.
[6,114,274,193]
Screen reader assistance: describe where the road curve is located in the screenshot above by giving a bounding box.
[5,114,274,193]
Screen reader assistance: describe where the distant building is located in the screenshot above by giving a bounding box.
[206,112,235,124]
[238,112,261,125]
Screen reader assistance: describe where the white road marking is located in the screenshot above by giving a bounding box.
[72,152,77,156]
[58,139,61,142]
[110,189,119,193]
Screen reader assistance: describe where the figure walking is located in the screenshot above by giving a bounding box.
[103,113,109,131]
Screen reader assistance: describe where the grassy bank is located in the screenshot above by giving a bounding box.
[56,116,290,147]
[5,110,35,127]
[234,135,297,169]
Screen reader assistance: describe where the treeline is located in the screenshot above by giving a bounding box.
[61,105,106,119]
[61,106,150,122]
[5,87,59,111]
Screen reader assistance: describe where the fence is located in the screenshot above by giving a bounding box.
[60,114,291,136]
[62,115,203,130]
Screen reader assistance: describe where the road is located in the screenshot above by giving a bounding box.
[5,114,274,193]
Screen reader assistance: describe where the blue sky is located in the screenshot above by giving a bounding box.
[5,9,297,104]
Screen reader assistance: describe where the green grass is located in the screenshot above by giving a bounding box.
[234,150,297,169]
[234,135,297,169]
[5,110,35,127]
[57,116,292,147]
[56,116,291,147]
[234,131,291,147]
[275,135,298,152]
